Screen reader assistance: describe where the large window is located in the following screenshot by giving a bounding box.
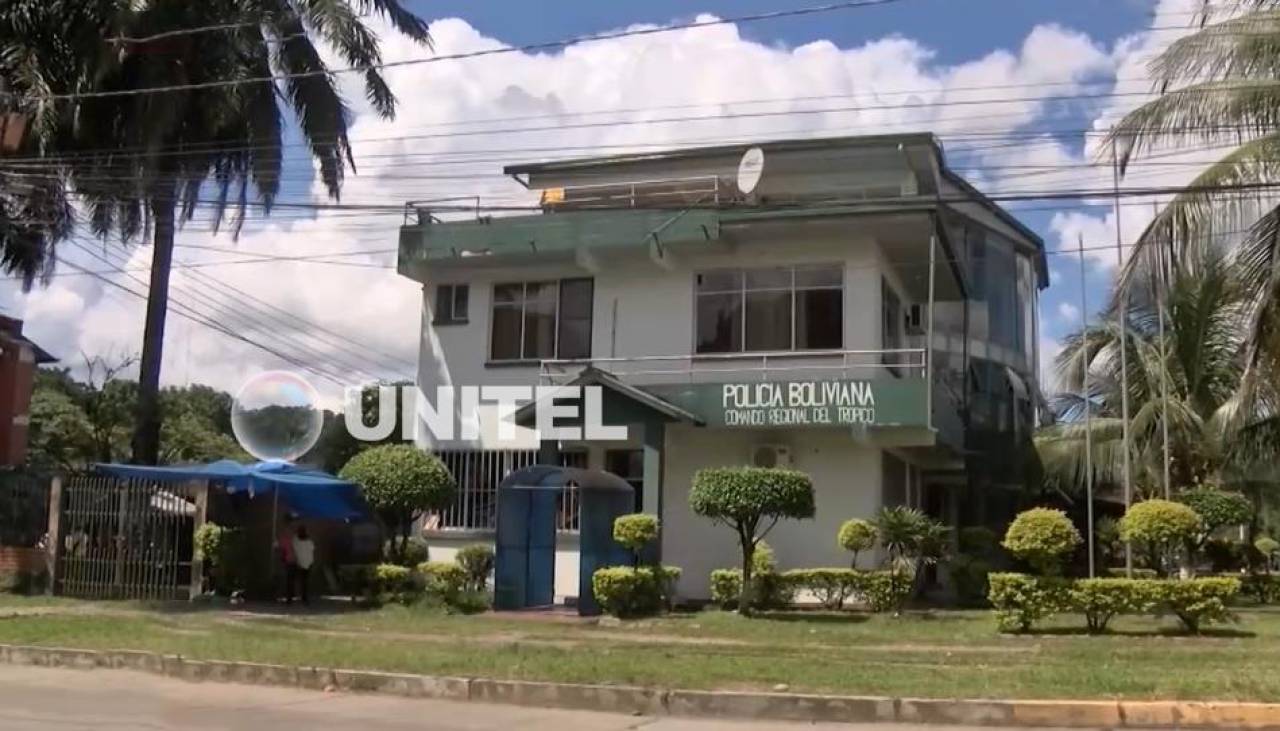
[490,278,593,361]
[695,265,842,354]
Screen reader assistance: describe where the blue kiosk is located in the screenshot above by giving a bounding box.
[493,465,634,616]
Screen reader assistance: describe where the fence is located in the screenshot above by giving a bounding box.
[434,450,582,533]
[56,474,205,600]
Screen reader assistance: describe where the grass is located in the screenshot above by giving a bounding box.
[0,594,1276,700]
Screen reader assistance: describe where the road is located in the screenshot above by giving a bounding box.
[0,665,1136,731]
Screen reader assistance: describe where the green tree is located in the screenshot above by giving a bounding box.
[689,467,815,616]
[1037,243,1280,505]
[613,514,659,567]
[837,518,876,568]
[872,506,950,613]
[1,1,432,464]
[339,444,455,560]
[1177,487,1253,554]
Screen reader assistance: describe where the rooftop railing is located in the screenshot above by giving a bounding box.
[539,348,927,386]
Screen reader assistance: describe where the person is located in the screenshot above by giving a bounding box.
[277,520,297,602]
[290,525,316,605]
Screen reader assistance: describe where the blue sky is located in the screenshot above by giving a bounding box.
[16,0,1202,394]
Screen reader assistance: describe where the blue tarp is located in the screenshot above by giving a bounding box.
[93,460,371,522]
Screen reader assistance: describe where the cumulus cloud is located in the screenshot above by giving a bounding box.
[1057,301,1081,324]
[11,12,1130,400]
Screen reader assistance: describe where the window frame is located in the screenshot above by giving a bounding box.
[693,264,844,355]
[487,278,594,363]
[432,283,470,326]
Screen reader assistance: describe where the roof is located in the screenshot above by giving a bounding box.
[499,465,634,493]
[513,366,703,427]
[0,316,56,363]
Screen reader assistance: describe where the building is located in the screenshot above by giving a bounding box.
[0,316,56,466]
[397,134,1047,600]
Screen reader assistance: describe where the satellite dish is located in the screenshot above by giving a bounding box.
[737,147,765,195]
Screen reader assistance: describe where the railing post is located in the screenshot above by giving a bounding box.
[45,475,63,596]
[926,233,937,431]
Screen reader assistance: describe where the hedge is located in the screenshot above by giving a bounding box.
[988,572,1240,634]
[591,565,682,618]
[708,568,913,613]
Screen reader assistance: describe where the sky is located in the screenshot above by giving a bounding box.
[5,0,1226,403]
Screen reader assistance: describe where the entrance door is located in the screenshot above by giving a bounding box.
[494,488,557,609]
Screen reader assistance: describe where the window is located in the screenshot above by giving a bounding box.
[433,284,469,325]
[490,278,593,361]
[695,265,842,354]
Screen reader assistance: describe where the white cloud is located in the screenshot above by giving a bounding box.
[1057,301,1081,324]
[13,13,1126,399]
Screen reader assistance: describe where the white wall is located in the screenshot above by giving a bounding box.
[424,531,581,602]
[661,424,883,599]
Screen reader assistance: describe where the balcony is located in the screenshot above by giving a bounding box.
[539,348,926,386]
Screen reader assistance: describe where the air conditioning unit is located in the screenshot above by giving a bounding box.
[751,444,794,469]
[905,304,925,335]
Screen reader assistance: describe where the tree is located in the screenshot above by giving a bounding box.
[339,444,455,560]
[689,467,815,616]
[1105,4,1280,388]
[1177,487,1253,554]
[1001,508,1082,576]
[837,518,876,568]
[871,506,949,612]
[2,2,432,464]
[1037,242,1280,504]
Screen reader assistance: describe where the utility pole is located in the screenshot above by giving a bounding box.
[1112,147,1134,577]
[1079,234,1095,579]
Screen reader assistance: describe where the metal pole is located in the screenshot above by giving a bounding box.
[1112,147,1134,577]
[926,232,937,431]
[1079,234,1096,579]
[1155,201,1171,499]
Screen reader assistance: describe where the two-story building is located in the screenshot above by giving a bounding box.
[397,133,1047,601]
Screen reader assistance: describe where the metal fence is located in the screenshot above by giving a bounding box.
[0,473,49,548]
[57,474,199,600]
[433,450,581,532]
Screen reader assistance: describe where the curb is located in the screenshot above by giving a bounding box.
[1,643,1278,728]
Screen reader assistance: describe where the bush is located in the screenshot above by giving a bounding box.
[1002,508,1081,576]
[988,572,1070,632]
[1104,567,1158,579]
[958,526,999,556]
[837,519,876,566]
[785,568,860,609]
[373,563,421,605]
[419,561,467,601]
[384,536,430,568]
[592,565,681,618]
[1071,579,1160,633]
[340,445,455,559]
[1177,488,1252,536]
[1162,577,1240,633]
[193,522,251,594]
[1255,536,1279,564]
[613,514,659,562]
[455,545,495,592]
[710,569,741,609]
[861,570,915,613]
[1119,500,1201,574]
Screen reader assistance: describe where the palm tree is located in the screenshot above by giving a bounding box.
[1037,242,1280,503]
[1106,2,1280,381]
[2,1,431,463]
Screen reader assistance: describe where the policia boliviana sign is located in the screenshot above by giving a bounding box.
[646,379,928,428]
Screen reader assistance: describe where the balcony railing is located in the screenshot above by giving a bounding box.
[539,348,927,386]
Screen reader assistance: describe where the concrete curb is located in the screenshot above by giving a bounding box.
[1,643,1278,728]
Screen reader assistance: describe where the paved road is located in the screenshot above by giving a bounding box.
[0,665,1139,731]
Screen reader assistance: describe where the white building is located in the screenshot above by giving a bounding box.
[396,134,1047,601]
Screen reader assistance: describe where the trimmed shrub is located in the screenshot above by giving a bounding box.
[785,568,860,609]
[1177,488,1252,537]
[837,519,876,567]
[1104,567,1159,579]
[1119,500,1200,574]
[1162,577,1240,633]
[592,565,681,618]
[1071,579,1160,633]
[690,466,815,616]
[193,522,251,594]
[1255,536,1279,562]
[988,572,1070,632]
[373,563,420,605]
[455,545,495,592]
[709,569,741,609]
[419,561,467,600]
[614,514,659,563]
[384,536,430,568]
[1002,508,1081,576]
[340,445,455,559]
[861,570,915,613]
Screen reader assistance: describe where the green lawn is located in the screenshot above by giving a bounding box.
[0,594,1275,701]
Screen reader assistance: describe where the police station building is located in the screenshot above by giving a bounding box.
[396,134,1047,600]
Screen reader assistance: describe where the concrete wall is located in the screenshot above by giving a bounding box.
[661,424,883,599]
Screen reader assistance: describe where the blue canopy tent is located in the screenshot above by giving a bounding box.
[93,460,370,522]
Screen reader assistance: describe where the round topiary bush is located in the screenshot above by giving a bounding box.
[1119,499,1201,575]
[613,513,659,563]
[1177,487,1252,537]
[837,518,876,567]
[1002,508,1082,576]
[340,445,455,559]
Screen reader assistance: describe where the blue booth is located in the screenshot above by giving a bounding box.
[493,465,634,616]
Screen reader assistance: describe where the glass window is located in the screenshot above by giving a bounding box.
[433,284,469,325]
[489,279,594,361]
[696,265,843,354]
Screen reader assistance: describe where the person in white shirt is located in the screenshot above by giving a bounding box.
[289,525,316,605]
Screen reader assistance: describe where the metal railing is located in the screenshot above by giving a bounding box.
[539,348,928,385]
[541,175,725,210]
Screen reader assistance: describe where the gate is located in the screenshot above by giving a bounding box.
[55,474,206,600]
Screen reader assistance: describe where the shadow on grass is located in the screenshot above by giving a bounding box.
[1023,626,1256,639]
[748,610,873,625]
[133,596,369,617]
